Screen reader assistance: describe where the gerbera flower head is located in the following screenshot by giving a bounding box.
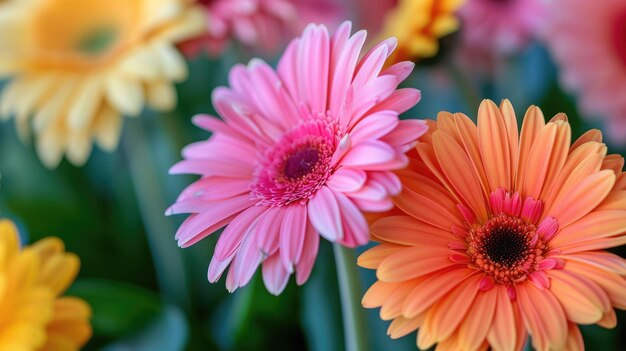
[168,21,426,295]
[0,0,204,167]
[377,0,464,65]
[181,0,344,56]
[360,99,626,350]
[459,0,545,54]
[0,219,92,350]
[543,0,626,143]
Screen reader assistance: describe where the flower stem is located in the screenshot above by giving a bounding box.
[123,116,190,311]
[333,244,369,351]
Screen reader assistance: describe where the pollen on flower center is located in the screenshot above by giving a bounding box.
[251,120,337,207]
[467,213,547,284]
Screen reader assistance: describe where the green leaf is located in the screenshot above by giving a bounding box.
[102,305,189,351]
[67,279,162,338]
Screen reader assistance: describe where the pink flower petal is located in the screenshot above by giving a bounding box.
[327,167,366,193]
[262,253,290,296]
[296,223,319,285]
[308,186,343,241]
[279,204,308,272]
[334,192,369,247]
[341,140,396,168]
[255,207,284,256]
[214,205,267,260]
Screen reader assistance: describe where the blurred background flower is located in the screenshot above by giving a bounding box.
[459,0,545,55]
[0,219,92,351]
[375,0,464,65]
[180,0,345,57]
[0,0,204,167]
[0,0,625,350]
[543,0,626,144]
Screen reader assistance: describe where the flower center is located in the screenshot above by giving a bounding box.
[77,27,119,56]
[283,148,320,180]
[251,120,337,207]
[612,10,626,68]
[467,214,546,284]
[455,189,555,285]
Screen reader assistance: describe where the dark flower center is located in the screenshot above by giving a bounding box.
[483,226,528,266]
[466,214,547,284]
[283,148,320,180]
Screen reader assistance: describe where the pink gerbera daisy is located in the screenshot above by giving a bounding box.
[460,0,545,54]
[181,0,344,56]
[167,22,426,295]
[543,0,626,143]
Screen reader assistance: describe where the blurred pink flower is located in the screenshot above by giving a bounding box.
[181,0,344,56]
[167,22,426,295]
[460,0,545,54]
[543,0,626,143]
[356,0,398,34]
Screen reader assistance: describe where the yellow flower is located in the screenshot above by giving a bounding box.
[0,0,204,167]
[379,0,464,64]
[0,220,91,351]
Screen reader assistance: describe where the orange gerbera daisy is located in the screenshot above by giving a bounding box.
[359,99,626,351]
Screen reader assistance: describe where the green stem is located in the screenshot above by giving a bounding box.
[446,60,482,113]
[123,117,190,311]
[333,244,369,351]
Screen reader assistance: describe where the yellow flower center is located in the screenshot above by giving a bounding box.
[25,0,143,70]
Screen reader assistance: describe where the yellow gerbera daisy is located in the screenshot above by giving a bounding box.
[0,219,91,350]
[0,0,204,167]
[379,0,464,64]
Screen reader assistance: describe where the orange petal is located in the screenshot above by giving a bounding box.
[499,99,519,185]
[543,142,604,209]
[402,267,476,318]
[387,314,425,339]
[487,286,517,351]
[517,282,568,351]
[362,280,400,308]
[549,270,609,324]
[596,190,626,211]
[380,280,422,320]
[371,216,454,247]
[357,243,405,269]
[565,323,584,351]
[516,105,545,191]
[432,131,488,221]
[396,174,464,229]
[519,123,557,199]
[551,210,626,248]
[457,288,497,351]
[377,246,453,282]
[602,154,624,175]
[416,142,461,204]
[558,251,626,276]
[538,121,571,200]
[422,274,481,344]
[561,259,626,309]
[570,129,602,151]
[453,112,490,197]
[478,100,512,192]
[546,170,615,227]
